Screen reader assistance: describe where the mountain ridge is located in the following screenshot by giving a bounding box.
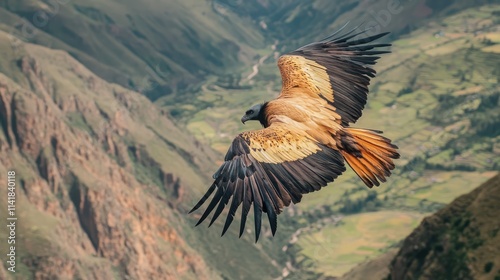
[387,173,500,280]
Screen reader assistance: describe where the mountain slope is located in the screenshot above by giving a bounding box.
[0,0,267,99]
[0,29,216,279]
[215,0,500,47]
[339,173,500,280]
[0,30,282,279]
[4,0,499,104]
[387,173,500,280]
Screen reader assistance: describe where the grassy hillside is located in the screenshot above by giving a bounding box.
[0,0,267,100]
[3,0,498,104]
[215,0,500,48]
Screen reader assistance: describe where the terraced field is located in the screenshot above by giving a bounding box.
[297,211,423,276]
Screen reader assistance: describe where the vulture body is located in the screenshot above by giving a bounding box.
[190,25,400,241]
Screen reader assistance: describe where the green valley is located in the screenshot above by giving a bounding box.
[0,0,499,279]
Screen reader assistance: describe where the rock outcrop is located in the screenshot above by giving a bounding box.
[0,30,221,279]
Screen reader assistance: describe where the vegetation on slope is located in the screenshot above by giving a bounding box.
[3,0,498,104]
[0,30,281,279]
[0,0,267,99]
[387,173,500,280]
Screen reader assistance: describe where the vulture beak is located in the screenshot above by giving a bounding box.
[241,116,248,124]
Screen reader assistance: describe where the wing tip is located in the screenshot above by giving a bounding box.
[254,232,260,243]
[305,23,391,50]
[221,225,230,237]
[194,219,204,227]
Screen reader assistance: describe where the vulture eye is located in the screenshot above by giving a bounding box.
[247,110,254,115]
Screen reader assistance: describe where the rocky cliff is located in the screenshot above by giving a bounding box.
[0,29,280,279]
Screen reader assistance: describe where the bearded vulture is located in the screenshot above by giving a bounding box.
[189,25,400,241]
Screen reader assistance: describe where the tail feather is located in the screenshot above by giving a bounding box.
[340,128,400,188]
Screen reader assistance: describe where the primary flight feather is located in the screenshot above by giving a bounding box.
[189,25,400,242]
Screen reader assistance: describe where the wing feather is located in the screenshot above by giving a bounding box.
[250,176,263,241]
[190,123,346,241]
[195,186,224,226]
[277,26,391,125]
[222,179,243,236]
[190,25,397,241]
[239,178,252,237]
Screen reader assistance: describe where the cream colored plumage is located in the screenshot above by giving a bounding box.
[190,25,400,242]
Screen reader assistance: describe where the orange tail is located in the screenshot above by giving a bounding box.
[339,128,400,188]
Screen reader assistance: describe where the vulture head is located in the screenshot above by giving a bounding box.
[241,103,265,124]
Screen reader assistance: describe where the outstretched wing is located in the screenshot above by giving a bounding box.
[189,123,346,241]
[277,25,391,125]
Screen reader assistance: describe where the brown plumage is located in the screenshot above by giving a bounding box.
[189,25,400,241]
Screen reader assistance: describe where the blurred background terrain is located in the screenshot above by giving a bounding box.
[0,0,499,279]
